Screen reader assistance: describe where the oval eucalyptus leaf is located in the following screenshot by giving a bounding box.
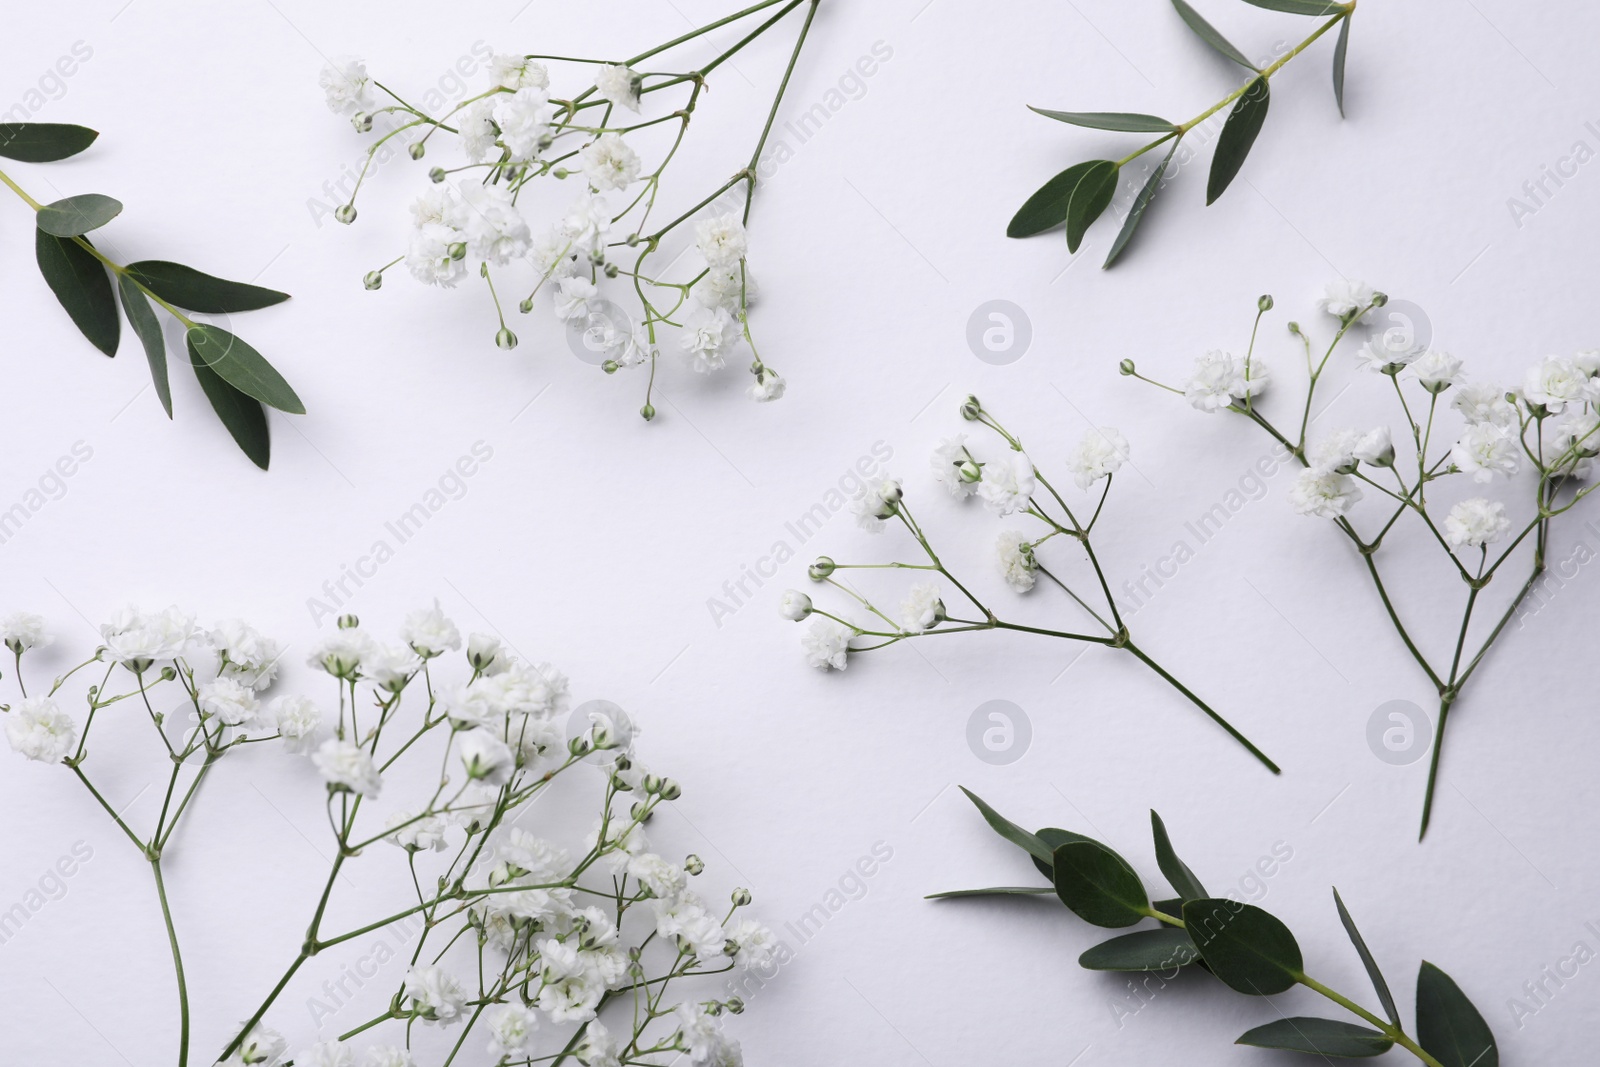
[1150,811,1208,901]
[1416,962,1499,1067]
[185,325,305,415]
[924,886,1055,900]
[1181,899,1303,995]
[117,275,171,418]
[959,787,1052,863]
[1207,76,1271,205]
[1333,14,1351,117]
[1079,927,1199,972]
[1008,160,1100,238]
[1171,0,1259,70]
[0,122,99,162]
[1027,108,1177,133]
[125,260,290,313]
[36,194,123,237]
[1066,160,1119,253]
[192,358,270,470]
[1333,888,1399,1027]
[1238,0,1345,13]
[1236,1017,1393,1057]
[35,231,118,356]
[1031,826,1094,879]
[1104,140,1179,268]
[1052,841,1149,928]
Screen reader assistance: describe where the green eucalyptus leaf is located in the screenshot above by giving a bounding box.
[1052,841,1149,928]
[1008,160,1101,238]
[125,260,290,313]
[1181,899,1302,995]
[1207,76,1271,205]
[1333,14,1351,117]
[117,275,171,417]
[1171,0,1259,70]
[1065,160,1119,253]
[185,325,304,414]
[36,193,123,237]
[924,886,1055,900]
[1333,889,1399,1027]
[1238,0,1345,13]
[35,230,118,356]
[0,122,98,162]
[1031,826,1094,880]
[1104,140,1179,268]
[959,788,1052,863]
[1416,962,1498,1067]
[1236,1017,1393,1057]
[1079,927,1199,972]
[1150,811,1208,901]
[192,358,270,470]
[1027,108,1178,133]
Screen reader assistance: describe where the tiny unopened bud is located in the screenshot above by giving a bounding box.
[1371,291,1389,307]
[684,854,705,875]
[428,166,446,183]
[643,773,664,795]
[552,167,569,180]
[779,590,813,621]
[363,271,383,291]
[334,203,357,225]
[448,242,467,261]
[625,233,640,246]
[1257,294,1274,312]
[960,394,982,420]
[957,459,981,483]
[495,327,518,351]
[603,262,619,279]
[1287,321,1302,336]
[409,141,426,160]
[731,887,752,907]
[337,614,360,630]
[808,556,835,581]
[725,996,746,1014]
[589,247,606,266]
[1118,358,1135,376]
[630,801,648,821]
[351,111,373,132]
[658,778,681,801]
[640,403,656,421]
[602,359,619,374]
[568,734,592,757]
[158,666,178,682]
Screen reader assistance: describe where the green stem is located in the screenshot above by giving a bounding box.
[151,858,191,1067]
[1123,641,1280,773]
[1297,973,1446,1067]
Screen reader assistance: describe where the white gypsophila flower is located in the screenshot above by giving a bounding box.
[1317,278,1377,319]
[530,224,576,280]
[779,590,812,621]
[593,63,640,111]
[553,276,598,322]
[466,632,505,674]
[308,628,377,680]
[695,214,748,269]
[1544,410,1600,476]
[1445,498,1511,548]
[560,193,612,254]
[409,184,462,229]
[297,1041,353,1067]
[458,98,500,163]
[458,728,516,785]
[5,697,75,763]
[0,611,51,655]
[601,319,652,368]
[270,695,323,752]
[655,894,727,963]
[930,435,979,498]
[1412,349,1463,393]
[628,851,687,900]
[404,965,466,1025]
[749,367,785,402]
[1354,427,1395,467]
[494,86,555,162]
[197,677,261,728]
[693,264,756,312]
[580,132,641,191]
[209,619,281,689]
[801,618,853,671]
[364,644,422,692]
[899,583,945,633]
[493,659,570,719]
[1450,422,1520,483]
[1574,349,1600,377]
[486,1003,540,1058]
[995,530,1038,593]
[680,304,738,372]
[727,917,778,970]
[1288,467,1363,519]
[1523,355,1591,412]
[575,1022,621,1067]
[1065,427,1129,489]
[589,817,647,869]
[503,712,564,768]
[361,1047,414,1067]
[581,705,636,756]
[406,222,469,288]
[675,1002,740,1065]
[1451,382,1517,427]
[456,183,531,266]
[320,57,374,115]
[223,1021,287,1066]
[1185,350,1267,412]
[978,452,1036,517]
[850,476,903,532]
[1353,335,1421,374]
[490,53,550,91]
[1310,428,1391,473]
[401,600,461,658]
[494,827,570,881]
[101,605,198,671]
[386,810,448,852]
[312,738,383,797]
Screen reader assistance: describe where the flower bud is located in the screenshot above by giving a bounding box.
[957,459,981,483]
[337,614,360,630]
[625,233,640,247]
[1287,321,1302,336]
[553,167,569,179]
[363,271,383,291]
[1118,358,1135,376]
[631,801,648,821]
[725,996,746,1014]
[449,242,467,261]
[808,556,835,581]
[960,394,982,421]
[684,854,705,876]
[428,166,447,183]
[334,204,357,225]
[640,403,656,421]
[159,666,178,682]
[466,633,502,672]
[604,262,620,279]
[568,734,592,757]
[602,359,619,374]
[1371,291,1389,307]
[409,142,426,160]
[779,590,813,621]
[518,297,533,314]
[658,778,681,801]
[731,887,752,907]
[643,773,664,794]
[1258,294,1274,312]
[351,111,373,132]
[495,327,518,351]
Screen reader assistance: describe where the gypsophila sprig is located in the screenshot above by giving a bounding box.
[931,789,1497,1067]
[785,396,1281,773]
[1008,0,1357,267]
[1128,284,1600,838]
[322,0,820,421]
[0,123,301,469]
[1,605,772,1067]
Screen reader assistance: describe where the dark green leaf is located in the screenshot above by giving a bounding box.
[1416,962,1498,1067]
[1104,140,1179,268]
[1181,899,1302,995]
[959,788,1052,863]
[36,230,118,356]
[1333,889,1399,1027]
[1207,76,1271,205]
[0,122,98,162]
[1333,14,1351,117]
[1052,841,1149,928]
[924,886,1055,900]
[1027,108,1178,133]
[118,275,171,418]
[36,194,123,237]
[1238,0,1345,13]
[1237,1018,1393,1057]
[1031,826,1094,879]
[185,325,304,414]
[125,260,290,313]
[1080,928,1200,972]
[1007,160,1101,238]
[192,358,270,470]
[1065,160,1119,253]
[1171,0,1259,69]
[1150,811,1208,901]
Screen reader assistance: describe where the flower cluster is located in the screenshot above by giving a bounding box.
[3,605,772,1067]
[319,2,820,420]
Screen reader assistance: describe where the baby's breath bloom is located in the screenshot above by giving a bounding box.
[308,628,376,680]
[580,133,641,191]
[457,183,531,265]
[680,305,738,372]
[727,916,779,970]
[490,53,550,91]
[209,619,281,689]
[977,452,1035,516]
[1411,349,1462,393]
[364,645,422,692]
[593,64,641,111]
[1451,383,1517,427]
[386,810,448,852]
[1288,467,1362,519]
[995,530,1038,592]
[486,1003,540,1058]
[695,214,748,269]
[197,677,261,728]
[297,1041,354,1067]
[320,57,374,114]
[312,738,383,797]
[5,696,75,763]
[574,1021,621,1067]
[1065,427,1129,489]
[101,606,198,671]
[493,86,556,162]
[457,98,499,162]
[850,477,903,531]
[930,435,979,498]
[361,1047,414,1067]
[222,1022,287,1066]
[1523,356,1590,412]
[1451,423,1520,483]
[401,600,461,658]
[1317,278,1377,319]
[403,965,467,1025]
[0,611,51,655]
[1444,498,1510,548]
[899,583,945,633]
[458,728,516,785]
[801,618,853,670]
[270,695,323,752]
[1185,350,1267,412]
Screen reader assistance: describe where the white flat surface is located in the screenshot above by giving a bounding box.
[3,0,1599,1064]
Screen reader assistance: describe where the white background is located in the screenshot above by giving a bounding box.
[3,0,1599,1064]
